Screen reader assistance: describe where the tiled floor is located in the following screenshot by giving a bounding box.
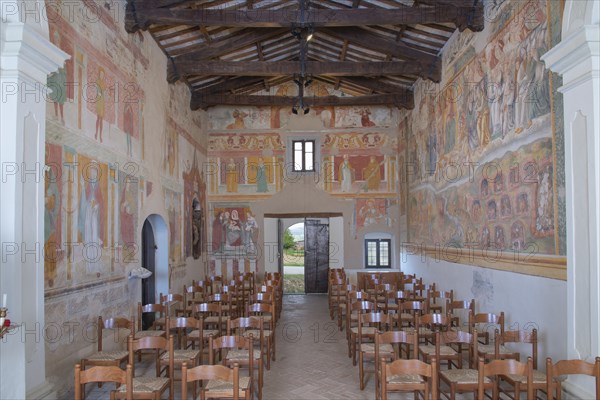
[71,295,477,399]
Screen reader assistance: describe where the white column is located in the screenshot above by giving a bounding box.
[0,1,68,398]
[542,1,600,397]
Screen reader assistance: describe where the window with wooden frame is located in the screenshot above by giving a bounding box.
[365,238,391,268]
[292,140,315,172]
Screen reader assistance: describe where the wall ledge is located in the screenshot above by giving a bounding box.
[402,246,566,280]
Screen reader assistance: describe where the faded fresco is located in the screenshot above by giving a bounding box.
[322,132,398,196]
[405,0,564,257]
[210,205,259,258]
[165,188,183,263]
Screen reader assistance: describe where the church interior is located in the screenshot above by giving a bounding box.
[0,0,599,398]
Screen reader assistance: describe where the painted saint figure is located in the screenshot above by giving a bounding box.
[256,158,268,193]
[226,158,239,193]
[94,67,106,142]
[338,155,354,192]
[78,162,104,276]
[363,156,381,191]
[45,167,60,287]
[47,31,67,124]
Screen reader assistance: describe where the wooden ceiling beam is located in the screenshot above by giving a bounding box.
[126,2,484,32]
[338,76,411,95]
[191,92,414,110]
[320,26,439,66]
[169,60,440,82]
[172,28,288,63]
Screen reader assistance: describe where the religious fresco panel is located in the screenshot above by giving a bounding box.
[403,0,564,258]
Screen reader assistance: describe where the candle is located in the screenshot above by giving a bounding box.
[2,294,6,308]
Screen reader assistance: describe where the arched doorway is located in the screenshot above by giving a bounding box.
[141,214,168,329]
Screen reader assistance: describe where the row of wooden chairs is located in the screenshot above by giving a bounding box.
[75,361,250,400]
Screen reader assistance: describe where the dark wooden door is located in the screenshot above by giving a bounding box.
[304,219,329,293]
[141,219,156,330]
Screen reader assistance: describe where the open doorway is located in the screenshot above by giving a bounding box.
[140,214,169,329]
[283,222,305,294]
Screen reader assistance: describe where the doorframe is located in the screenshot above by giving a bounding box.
[143,214,169,299]
[265,213,343,294]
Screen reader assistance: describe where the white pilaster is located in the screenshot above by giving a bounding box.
[542,0,600,396]
[0,1,68,398]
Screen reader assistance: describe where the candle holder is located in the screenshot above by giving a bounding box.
[0,307,11,339]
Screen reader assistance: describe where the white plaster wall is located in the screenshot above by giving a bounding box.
[263,218,279,274]
[401,253,567,368]
[330,216,344,268]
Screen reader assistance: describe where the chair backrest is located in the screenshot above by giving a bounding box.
[138,303,166,330]
[478,357,533,400]
[381,358,438,399]
[97,316,133,352]
[227,316,264,336]
[209,335,254,370]
[435,329,478,369]
[496,328,538,367]
[128,334,173,378]
[376,330,418,359]
[469,311,505,342]
[417,312,451,330]
[182,362,240,400]
[74,364,132,400]
[546,357,600,400]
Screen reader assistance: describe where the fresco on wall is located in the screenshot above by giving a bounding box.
[77,156,109,275]
[207,132,285,197]
[165,188,182,263]
[398,116,410,216]
[118,170,138,263]
[405,0,563,258]
[355,198,393,229]
[183,152,207,260]
[321,132,398,196]
[335,106,393,128]
[164,117,180,178]
[44,143,64,288]
[209,107,272,130]
[210,205,259,257]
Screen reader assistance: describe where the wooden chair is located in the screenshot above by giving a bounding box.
[80,317,132,377]
[469,311,505,360]
[419,330,466,371]
[396,300,426,329]
[137,303,167,334]
[160,293,185,319]
[446,299,474,330]
[182,362,250,400]
[113,335,173,400]
[498,329,547,399]
[380,358,438,400]
[477,357,533,400]
[414,313,451,346]
[328,277,346,320]
[438,329,480,400]
[222,284,241,319]
[227,317,265,399]
[375,284,397,312]
[74,364,132,400]
[207,293,233,330]
[159,319,201,397]
[210,275,224,296]
[347,300,377,359]
[427,289,453,314]
[335,283,356,330]
[546,356,600,400]
[209,335,256,400]
[357,312,392,387]
[246,302,276,367]
[183,284,206,313]
[373,330,418,400]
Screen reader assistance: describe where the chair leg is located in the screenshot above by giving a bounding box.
[359,351,365,390]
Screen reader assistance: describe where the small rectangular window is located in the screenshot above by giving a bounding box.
[292,140,315,172]
[365,239,391,268]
